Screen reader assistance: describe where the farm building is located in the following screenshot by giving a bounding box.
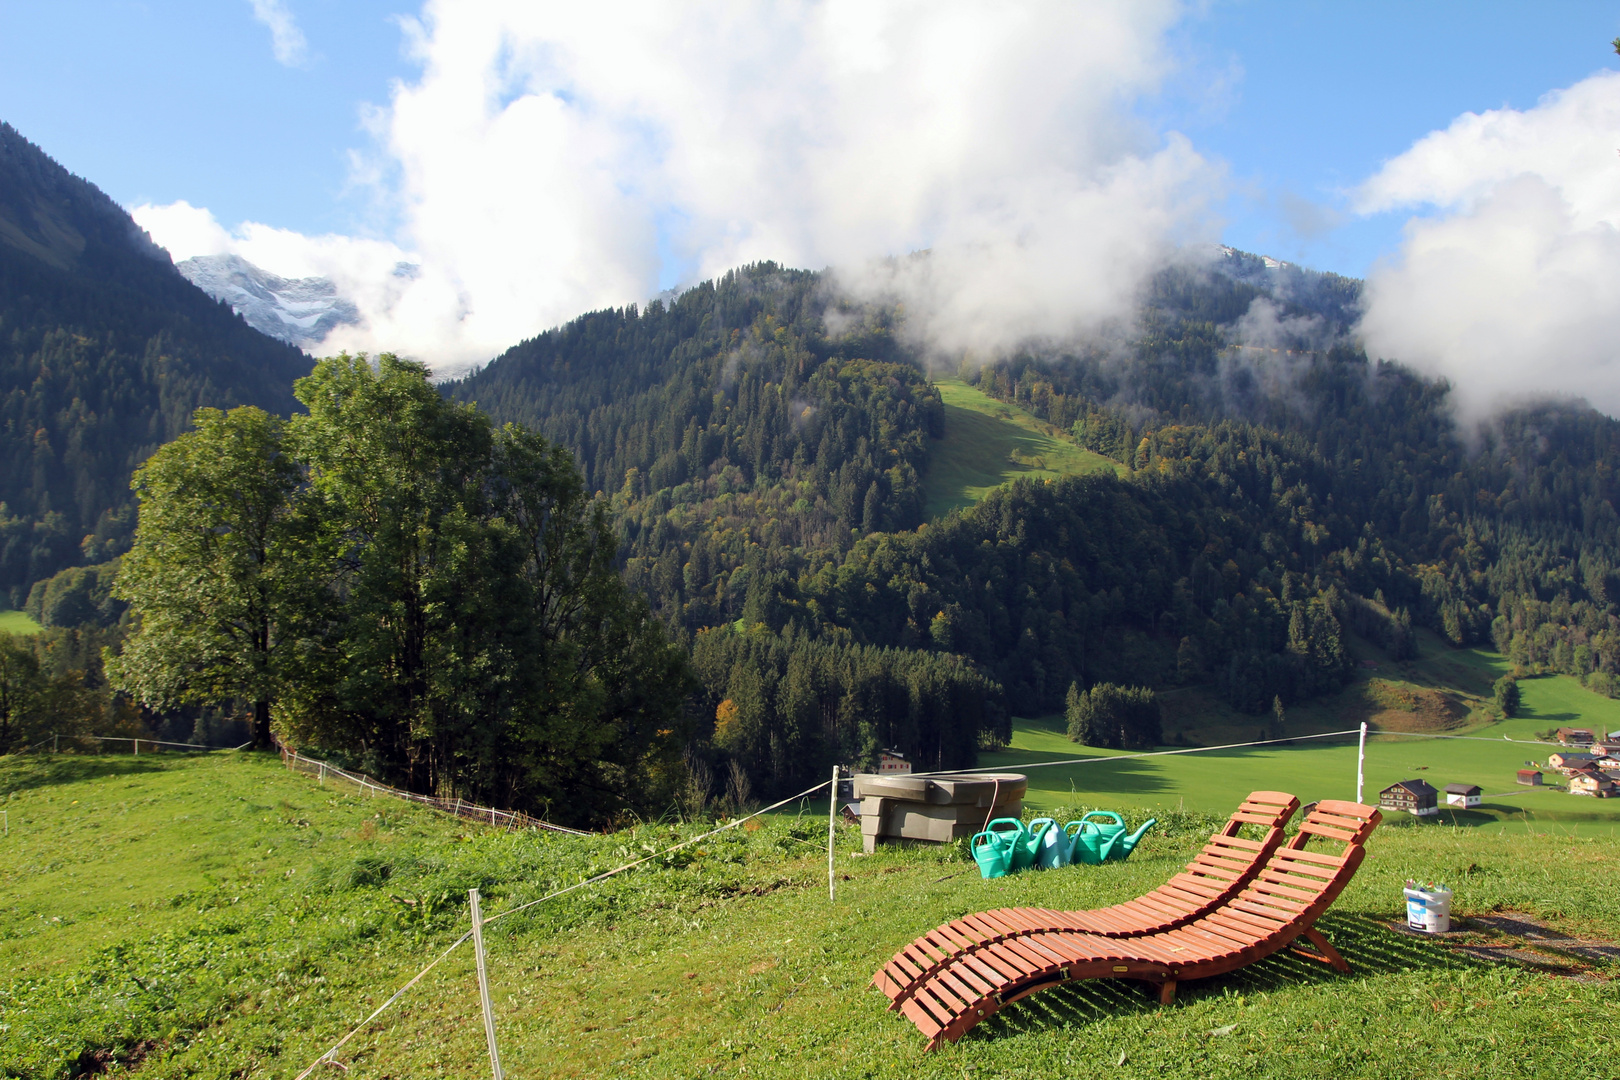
[1444,783,1482,808]
[1569,773,1618,798]
[1379,779,1439,816]
[1517,769,1543,786]
[877,750,911,775]
[1548,752,1598,772]
[1555,728,1595,746]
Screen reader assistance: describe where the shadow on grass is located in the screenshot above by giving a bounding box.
[968,911,1479,1045]
[980,750,1181,799]
[0,752,212,795]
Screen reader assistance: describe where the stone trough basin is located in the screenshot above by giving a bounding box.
[852,772,1028,852]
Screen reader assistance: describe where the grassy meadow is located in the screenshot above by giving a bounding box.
[986,629,1620,834]
[0,610,42,635]
[921,378,1121,519]
[3,751,1618,1078]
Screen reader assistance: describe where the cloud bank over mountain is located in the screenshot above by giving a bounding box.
[1355,70,1620,422]
[135,0,1220,373]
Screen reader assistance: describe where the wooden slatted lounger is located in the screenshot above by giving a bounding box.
[890,799,1381,1051]
[873,791,1300,1010]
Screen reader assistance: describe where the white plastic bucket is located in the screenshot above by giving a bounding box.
[1404,886,1452,933]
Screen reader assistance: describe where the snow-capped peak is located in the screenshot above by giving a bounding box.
[176,253,360,350]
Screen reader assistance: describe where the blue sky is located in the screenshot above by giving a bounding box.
[3,1,1613,279]
[2,1,1618,397]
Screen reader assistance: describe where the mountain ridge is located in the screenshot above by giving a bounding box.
[0,120,313,599]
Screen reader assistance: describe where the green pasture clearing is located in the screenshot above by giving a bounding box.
[921,378,1121,519]
[3,753,1618,1078]
[989,667,1620,834]
[0,609,42,635]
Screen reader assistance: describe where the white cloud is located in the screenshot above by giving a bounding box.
[1355,71,1620,421]
[142,0,1222,373]
[247,0,309,67]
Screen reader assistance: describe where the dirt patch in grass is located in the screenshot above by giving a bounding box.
[1357,679,1472,732]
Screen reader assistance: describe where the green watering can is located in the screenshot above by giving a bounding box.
[1032,817,1072,869]
[1067,811,1158,864]
[971,818,1028,878]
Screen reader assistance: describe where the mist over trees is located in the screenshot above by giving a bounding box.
[20,244,1620,817]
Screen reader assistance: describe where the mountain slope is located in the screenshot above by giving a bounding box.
[175,253,359,348]
[0,121,312,599]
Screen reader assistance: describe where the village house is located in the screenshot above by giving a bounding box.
[1555,727,1595,746]
[1547,751,1598,772]
[1591,742,1620,759]
[877,750,911,775]
[1569,772,1618,798]
[1517,768,1544,786]
[1379,779,1439,816]
[1444,783,1482,808]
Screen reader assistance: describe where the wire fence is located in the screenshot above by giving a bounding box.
[278,746,590,837]
[292,774,836,1079]
[45,733,233,754]
[278,718,1619,1076]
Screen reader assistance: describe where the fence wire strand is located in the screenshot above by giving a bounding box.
[290,775,832,1073]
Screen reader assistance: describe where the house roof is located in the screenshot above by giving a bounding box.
[1381,779,1437,797]
[1444,783,1481,795]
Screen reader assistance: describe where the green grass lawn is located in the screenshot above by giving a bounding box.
[988,664,1620,835]
[3,752,1617,1077]
[0,610,42,635]
[921,379,1121,519]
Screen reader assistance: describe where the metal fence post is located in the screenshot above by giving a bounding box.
[468,889,505,1080]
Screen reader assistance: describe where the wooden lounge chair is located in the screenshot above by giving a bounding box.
[873,791,1300,1009]
[890,799,1381,1050]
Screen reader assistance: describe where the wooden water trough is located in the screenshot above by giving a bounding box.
[852,772,1027,852]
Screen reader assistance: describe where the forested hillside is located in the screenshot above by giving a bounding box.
[0,123,310,601]
[452,256,1620,801]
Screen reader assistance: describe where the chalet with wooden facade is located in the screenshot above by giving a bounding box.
[1379,779,1439,816]
[1555,728,1595,746]
[1570,773,1618,798]
[1548,752,1598,773]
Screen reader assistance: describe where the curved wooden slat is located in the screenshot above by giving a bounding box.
[892,800,1383,1050]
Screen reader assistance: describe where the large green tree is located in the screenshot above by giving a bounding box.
[108,407,318,748]
[276,353,691,821]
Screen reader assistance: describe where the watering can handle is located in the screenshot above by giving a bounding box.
[1079,811,1125,826]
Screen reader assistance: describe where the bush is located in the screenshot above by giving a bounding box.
[1493,674,1521,718]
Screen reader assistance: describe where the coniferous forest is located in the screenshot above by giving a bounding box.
[8,122,1620,823]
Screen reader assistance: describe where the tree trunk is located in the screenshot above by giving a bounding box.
[253,698,273,750]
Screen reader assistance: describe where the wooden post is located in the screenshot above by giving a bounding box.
[828,764,839,903]
[1355,721,1368,804]
[133,739,139,757]
[468,889,505,1080]
[53,733,58,753]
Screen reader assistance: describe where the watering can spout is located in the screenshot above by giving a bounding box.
[1117,818,1158,857]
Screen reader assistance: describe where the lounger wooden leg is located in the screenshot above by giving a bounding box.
[1296,926,1350,973]
[1158,980,1177,1005]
